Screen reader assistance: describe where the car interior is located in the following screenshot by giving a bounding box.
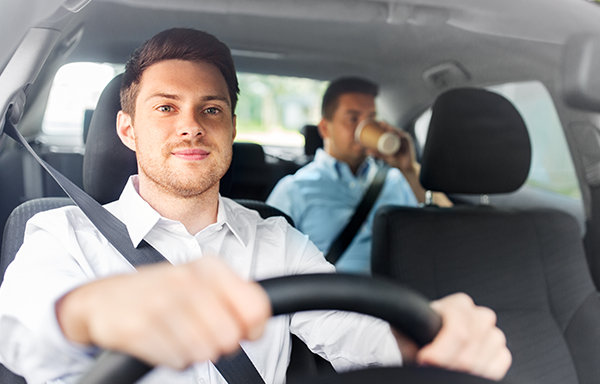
[3,0,600,383]
[372,87,600,384]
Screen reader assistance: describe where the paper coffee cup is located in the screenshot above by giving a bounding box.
[354,119,401,156]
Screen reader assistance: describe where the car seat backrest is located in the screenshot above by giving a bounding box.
[228,142,270,201]
[82,74,138,205]
[372,87,600,384]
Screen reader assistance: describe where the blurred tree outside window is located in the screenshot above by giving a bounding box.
[236,73,327,147]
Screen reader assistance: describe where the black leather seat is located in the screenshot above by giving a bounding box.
[372,88,600,384]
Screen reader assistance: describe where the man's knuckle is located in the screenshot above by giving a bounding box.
[475,306,497,325]
[454,292,475,307]
[491,327,507,347]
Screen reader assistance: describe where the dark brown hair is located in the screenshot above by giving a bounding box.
[120,28,239,117]
[321,77,379,119]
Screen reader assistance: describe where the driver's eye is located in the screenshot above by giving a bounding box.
[205,107,220,115]
[158,105,173,112]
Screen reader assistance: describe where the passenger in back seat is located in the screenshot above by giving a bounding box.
[268,77,452,275]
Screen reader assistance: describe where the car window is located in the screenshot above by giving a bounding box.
[42,63,327,151]
[414,81,582,201]
[236,73,327,148]
[42,62,123,141]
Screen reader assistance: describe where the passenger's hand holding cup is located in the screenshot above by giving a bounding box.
[354,119,401,156]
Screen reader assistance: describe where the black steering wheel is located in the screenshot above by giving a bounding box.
[77,274,502,384]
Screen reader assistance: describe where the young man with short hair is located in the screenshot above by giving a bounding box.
[0,29,509,383]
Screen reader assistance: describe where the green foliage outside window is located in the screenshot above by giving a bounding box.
[235,73,327,146]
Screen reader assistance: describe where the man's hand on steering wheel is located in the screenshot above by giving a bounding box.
[394,293,512,381]
[57,256,271,369]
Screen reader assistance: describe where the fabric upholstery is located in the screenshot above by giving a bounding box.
[372,206,600,384]
[227,143,271,201]
[420,88,531,194]
[371,87,600,384]
[82,74,137,205]
[1,197,73,285]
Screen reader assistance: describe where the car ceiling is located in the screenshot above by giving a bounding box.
[2,0,600,124]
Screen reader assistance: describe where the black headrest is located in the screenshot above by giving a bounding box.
[83,74,232,204]
[301,124,323,156]
[420,88,531,195]
[232,142,266,169]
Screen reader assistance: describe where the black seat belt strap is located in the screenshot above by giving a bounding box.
[325,164,389,265]
[214,348,267,384]
[3,119,165,266]
[3,118,265,384]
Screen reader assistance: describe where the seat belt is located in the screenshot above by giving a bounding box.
[325,164,389,265]
[2,117,265,384]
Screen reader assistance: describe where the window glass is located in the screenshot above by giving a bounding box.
[42,62,123,137]
[43,63,327,149]
[413,81,581,200]
[236,73,327,147]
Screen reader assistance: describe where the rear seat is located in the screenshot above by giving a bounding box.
[225,142,301,201]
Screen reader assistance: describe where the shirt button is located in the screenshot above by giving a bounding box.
[198,379,206,384]
[349,181,356,189]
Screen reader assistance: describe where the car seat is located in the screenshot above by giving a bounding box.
[371,88,600,384]
[0,73,326,383]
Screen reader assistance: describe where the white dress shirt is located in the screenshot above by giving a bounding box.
[0,176,401,384]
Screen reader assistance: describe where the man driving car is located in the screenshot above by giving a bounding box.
[0,28,510,383]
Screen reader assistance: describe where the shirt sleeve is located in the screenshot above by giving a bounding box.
[282,226,403,372]
[0,211,99,383]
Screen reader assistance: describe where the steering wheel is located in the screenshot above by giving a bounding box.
[77,273,502,384]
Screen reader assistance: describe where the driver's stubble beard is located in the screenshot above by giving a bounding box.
[137,136,233,199]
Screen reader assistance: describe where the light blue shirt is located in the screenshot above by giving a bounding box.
[267,149,418,275]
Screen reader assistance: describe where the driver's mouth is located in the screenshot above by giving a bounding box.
[172,148,210,161]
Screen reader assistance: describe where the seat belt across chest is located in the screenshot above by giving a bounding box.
[325,164,389,265]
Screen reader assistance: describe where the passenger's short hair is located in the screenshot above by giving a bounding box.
[321,77,379,120]
[120,28,239,118]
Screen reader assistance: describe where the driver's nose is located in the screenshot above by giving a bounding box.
[177,109,204,137]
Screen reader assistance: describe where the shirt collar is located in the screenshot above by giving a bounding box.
[314,148,373,182]
[216,196,250,247]
[118,176,247,248]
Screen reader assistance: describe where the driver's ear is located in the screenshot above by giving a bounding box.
[116,111,136,152]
